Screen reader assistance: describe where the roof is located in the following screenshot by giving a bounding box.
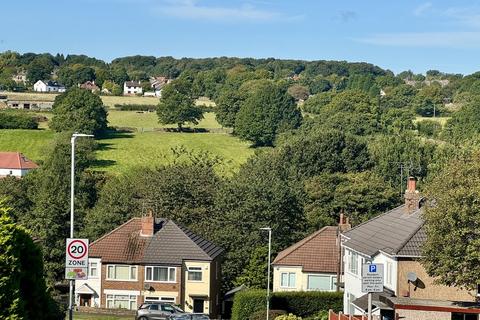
[342,204,424,258]
[125,81,141,87]
[0,152,38,170]
[38,80,65,88]
[387,297,480,313]
[76,283,96,295]
[272,226,339,273]
[90,217,223,264]
[80,81,99,90]
[353,288,395,311]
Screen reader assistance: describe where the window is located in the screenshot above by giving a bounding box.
[386,261,393,286]
[106,294,137,310]
[188,267,203,281]
[307,275,337,291]
[347,293,356,315]
[348,251,358,275]
[452,313,479,320]
[106,265,137,281]
[89,262,98,278]
[145,296,175,303]
[145,266,176,282]
[280,272,296,288]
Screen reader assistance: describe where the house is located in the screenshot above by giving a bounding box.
[0,152,38,178]
[7,99,53,110]
[272,215,350,293]
[33,80,66,93]
[149,76,171,97]
[75,213,223,318]
[342,178,480,320]
[123,81,143,95]
[12,71,27,83]
[80,81,99,92]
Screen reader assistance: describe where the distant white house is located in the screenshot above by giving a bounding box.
[149,76,171,97]
[33,80,66,93]
[0,152,38,178]
[123,81,142,95]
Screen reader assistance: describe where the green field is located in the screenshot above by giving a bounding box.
[415,116,450,126]
[107,111,222,130]
[94,131,253,175]
[0,129,54,161]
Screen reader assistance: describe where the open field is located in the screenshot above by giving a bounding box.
[0,129,54,161]
[107,111,222,130]
[2,92,215,108]
[94,131,253,175]
[415,116,450,126]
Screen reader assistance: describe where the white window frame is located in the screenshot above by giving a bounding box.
[386,261,393,286]
[89,261,98,278]
[347,251,359,275]
[280,272,296,288]
[187,266,203,282]
[106,294,137,310]
[106,265,138,281]
[145,266,176,283]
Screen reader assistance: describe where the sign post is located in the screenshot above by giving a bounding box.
[65,238,89,280]
[361,263,384,320]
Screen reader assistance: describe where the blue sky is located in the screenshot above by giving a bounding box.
[1,0,480,74]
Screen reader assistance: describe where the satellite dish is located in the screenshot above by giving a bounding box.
[407,272,418,282]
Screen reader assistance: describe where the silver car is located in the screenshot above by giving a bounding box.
[167,314,210,320]
[136,303,185,320]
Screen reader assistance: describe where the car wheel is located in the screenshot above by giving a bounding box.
[138,317,148,320]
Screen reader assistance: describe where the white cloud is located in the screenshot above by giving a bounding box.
[155,0,301,22]
[413,2,432,16]
[443,7,480,28]
[356,31,480,48]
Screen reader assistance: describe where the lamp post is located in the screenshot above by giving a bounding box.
[68,133,94,320]
[260,227,272,320]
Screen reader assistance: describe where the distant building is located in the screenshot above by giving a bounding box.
[12,71,27,83]
[0,152,38,178]
[80,81,99,92]
[123,81,142,95]
[149,76,171,97]
[7,100,53,110]
[33,80,66,93]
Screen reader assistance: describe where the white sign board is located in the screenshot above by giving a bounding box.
[65,238,89,280]
[361,263,384,293]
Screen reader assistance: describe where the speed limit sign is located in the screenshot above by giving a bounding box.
[65,238,89,280]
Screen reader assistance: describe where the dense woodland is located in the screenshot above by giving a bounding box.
[1,51,480,314]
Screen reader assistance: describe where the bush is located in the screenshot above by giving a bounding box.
[276,314,303,320]
[231,290,343,320]
[114,104,157,111]
[252,309,287,320]
[272,291,343,318]
[416,120,442,138]
[0,112,38,129]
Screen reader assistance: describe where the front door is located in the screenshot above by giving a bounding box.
[193,299,204,313]
[79,294,91,307]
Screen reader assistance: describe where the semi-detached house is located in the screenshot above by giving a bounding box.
[75,213,223,318]
[342,178,480,320]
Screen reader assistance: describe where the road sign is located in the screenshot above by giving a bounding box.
[65,238,89,280]
[361,263,384,293]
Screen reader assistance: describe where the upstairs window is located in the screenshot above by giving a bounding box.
[348,251,359,275]
[106,265,137,281]
[188,267,203,281]
[89,261,98,278]
[145,266,176,282]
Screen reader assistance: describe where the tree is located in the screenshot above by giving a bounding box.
[215,88,244,128]
[157,79,204,130]
[235,81,302,146]
[413,84,444,117]
[422,152,480,291]
[50,87,108,134]
[0,203,62,319]
[443,96,480,144]
[287,84,310,101]
[27,56,54,84]
[233,246,269,289]
[301,92,334,114]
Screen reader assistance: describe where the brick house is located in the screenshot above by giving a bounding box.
[272,216,350,293]
[75,214,223,317]
[0,152,38,178]
[342,177,480,320]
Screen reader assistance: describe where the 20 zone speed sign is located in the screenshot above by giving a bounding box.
[65,238,89,280]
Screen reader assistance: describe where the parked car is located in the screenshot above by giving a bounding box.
[136,302,185,320]
[167,314,210,320]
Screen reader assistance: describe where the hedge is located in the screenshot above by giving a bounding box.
[114,104,157,111]
[231,290,343,320]
[0,112,38,129]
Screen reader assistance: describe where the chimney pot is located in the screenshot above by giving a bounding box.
[405,177,420,213]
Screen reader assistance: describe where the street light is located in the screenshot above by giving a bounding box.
[68,133,94,320]
[260,227,272,320]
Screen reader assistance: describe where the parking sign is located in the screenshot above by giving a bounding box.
[361,263,384,293]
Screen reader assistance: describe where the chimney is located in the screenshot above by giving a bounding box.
[404,177,421,213]
[338,211,351,232]
[141,209,154,236]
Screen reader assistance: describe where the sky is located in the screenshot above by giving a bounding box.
[1,0,480,74]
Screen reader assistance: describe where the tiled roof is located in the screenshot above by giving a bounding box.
[90,218,223,264]
[342,205,425,258]
[0,152,38,170]
[272,226,339,273]
[125,81,141,87]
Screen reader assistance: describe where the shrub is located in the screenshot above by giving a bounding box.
[231,290,343,320]
[0,112,38,129]
[252,309,287,320]
[114,104,157,111]
[272,291,343,318]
